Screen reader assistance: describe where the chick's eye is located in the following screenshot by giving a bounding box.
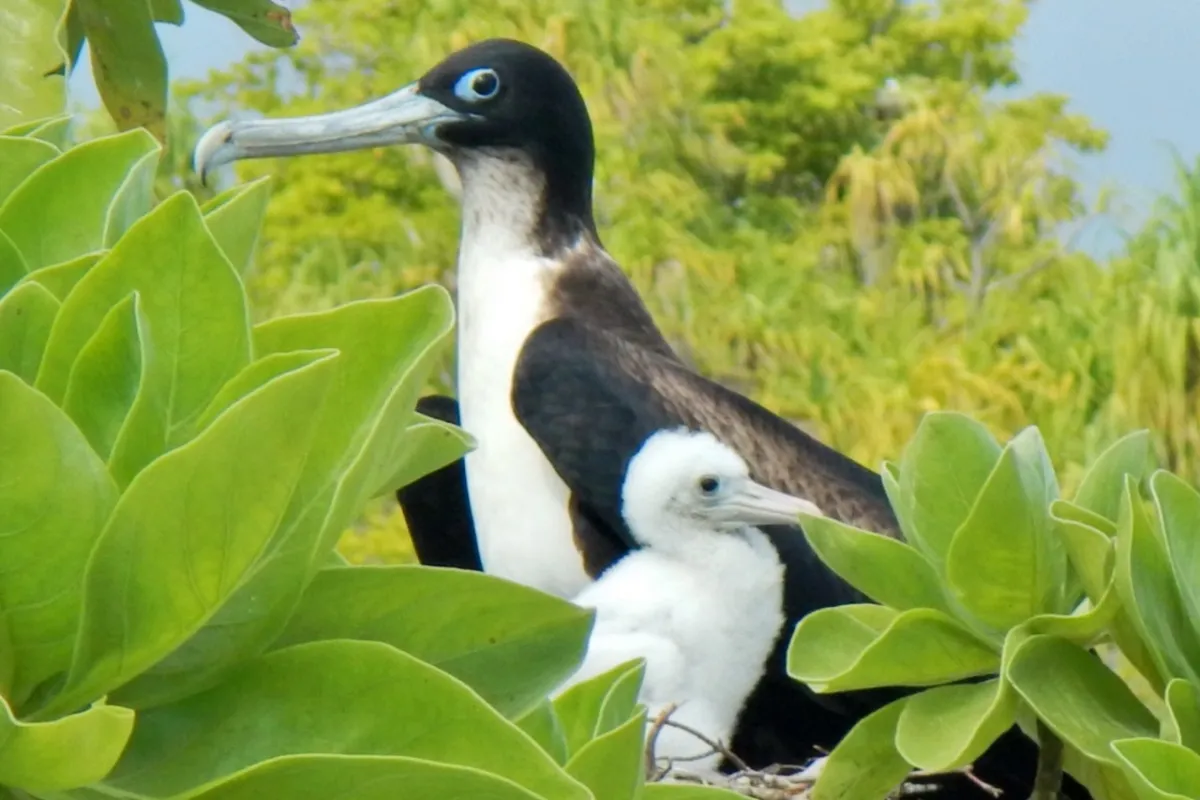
[699,476,720,495]
[455,68,501,103]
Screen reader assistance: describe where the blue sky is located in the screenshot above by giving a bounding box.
[69,0,1200,254]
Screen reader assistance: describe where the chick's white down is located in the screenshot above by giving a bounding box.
[556,429,823,770]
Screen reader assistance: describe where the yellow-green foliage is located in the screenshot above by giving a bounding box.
[175,0,1196,564]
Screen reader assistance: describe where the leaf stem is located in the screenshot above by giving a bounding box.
[1030,719,1064,800]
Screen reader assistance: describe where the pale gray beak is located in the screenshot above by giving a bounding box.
[192,82,472,181]
[716,481,823,527]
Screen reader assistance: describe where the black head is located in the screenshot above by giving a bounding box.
[194,38,598,245]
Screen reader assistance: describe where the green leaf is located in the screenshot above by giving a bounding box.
[175,756,548,800]
[1051,499,1114,601]
[799,513,949,612]
[1075,430,1153,522]
[898,411,1003,565]
[76,0,167,140]
[201,176,271,275]
[190,0,300,46]
[0,229,26,295]
[22,117,73,149]
[373,413,475,499]
[554,660,646,757]
[787,605,999,692]
[945,427,1066,630]
[642,788,747,800]
[811,697,913,800]
[0,696,133,792]
[37,192,251,485]
[114,288,454,708]
[1116,477,1200,686]
[61,293,142,459]
[1006,634,1157,765]
[880,461,921,546]
[0,281,59,383]
[41,351,336,718]
[18,252,102,300]
[103,149,159,245]
[0,372,119,708]
[1162,679,1200,751]
[106,641,590,800]
[0,135,57,206]
[894,679,1017,771]
[565,710,646,800]
[1062,742,1143,800]
[516,700,570,765]
[0,129,158,270]
[1151,471,1200,633]
[1112,738,1200,800]
[274,565,592,719]
[150,0,184,25]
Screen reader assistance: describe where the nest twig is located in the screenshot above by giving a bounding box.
[642,705,1002,799]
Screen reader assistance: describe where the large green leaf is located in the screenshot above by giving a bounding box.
[894,679,1017,771]
[18,252,102,300]
[105,640,590,800]
[799,513,949,613]
[1074,430,1153,523]
[175,756,547,800]
[554,660,646,758]
[1116,477,1200,686]
[200,176,271,276]
[190,0,300,46]
[945,427,1066,630]
[898,411,1003,565]
[76,0,167,140]
[564,710,646,800]
[811,697,912,800]
[40,351,336,718]
[0,281,59,383]
[114,288,455,708]
[0,135,57,207]
[274,565,592,719]
[0,0,68,130]
[1151,471,1200,632]
[0,696,133,792]
[102,149,159,246]
[38,192,251,485]
[373,412,475,499]
[0,229,27,296]
[787,605,999,692]
[0,129,158,270]
[61,292,143,459]
[0,371,118,708]
[1162,679,1200,751]
[1111,738,1200,800]
[1006,634,1157,765]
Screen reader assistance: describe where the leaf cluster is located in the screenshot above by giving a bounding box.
[790,413,1200,799]
[0,119,683,800]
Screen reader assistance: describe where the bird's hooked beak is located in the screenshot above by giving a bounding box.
[717,481,822,528]
[192,82,472,182]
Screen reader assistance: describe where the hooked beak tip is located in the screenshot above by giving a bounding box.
[193,120,235,183]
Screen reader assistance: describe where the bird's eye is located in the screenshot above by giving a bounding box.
[454,68,501,103]
[698,476,720,496]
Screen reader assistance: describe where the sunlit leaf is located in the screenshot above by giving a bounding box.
[0,281,59,383]
[811,697,912,800]
[76,0,167,140]
[0,696,133,792]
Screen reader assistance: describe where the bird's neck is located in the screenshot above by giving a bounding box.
[454,148,596,259]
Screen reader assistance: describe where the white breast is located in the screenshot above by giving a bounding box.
[453,153,590,598]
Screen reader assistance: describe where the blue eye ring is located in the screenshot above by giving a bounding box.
[455,68,502,103]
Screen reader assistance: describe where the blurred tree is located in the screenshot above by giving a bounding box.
[181,0,1126,561]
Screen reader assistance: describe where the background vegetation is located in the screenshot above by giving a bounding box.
[149,0,1194,563]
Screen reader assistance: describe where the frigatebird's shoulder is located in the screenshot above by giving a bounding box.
[512,317,899,538]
